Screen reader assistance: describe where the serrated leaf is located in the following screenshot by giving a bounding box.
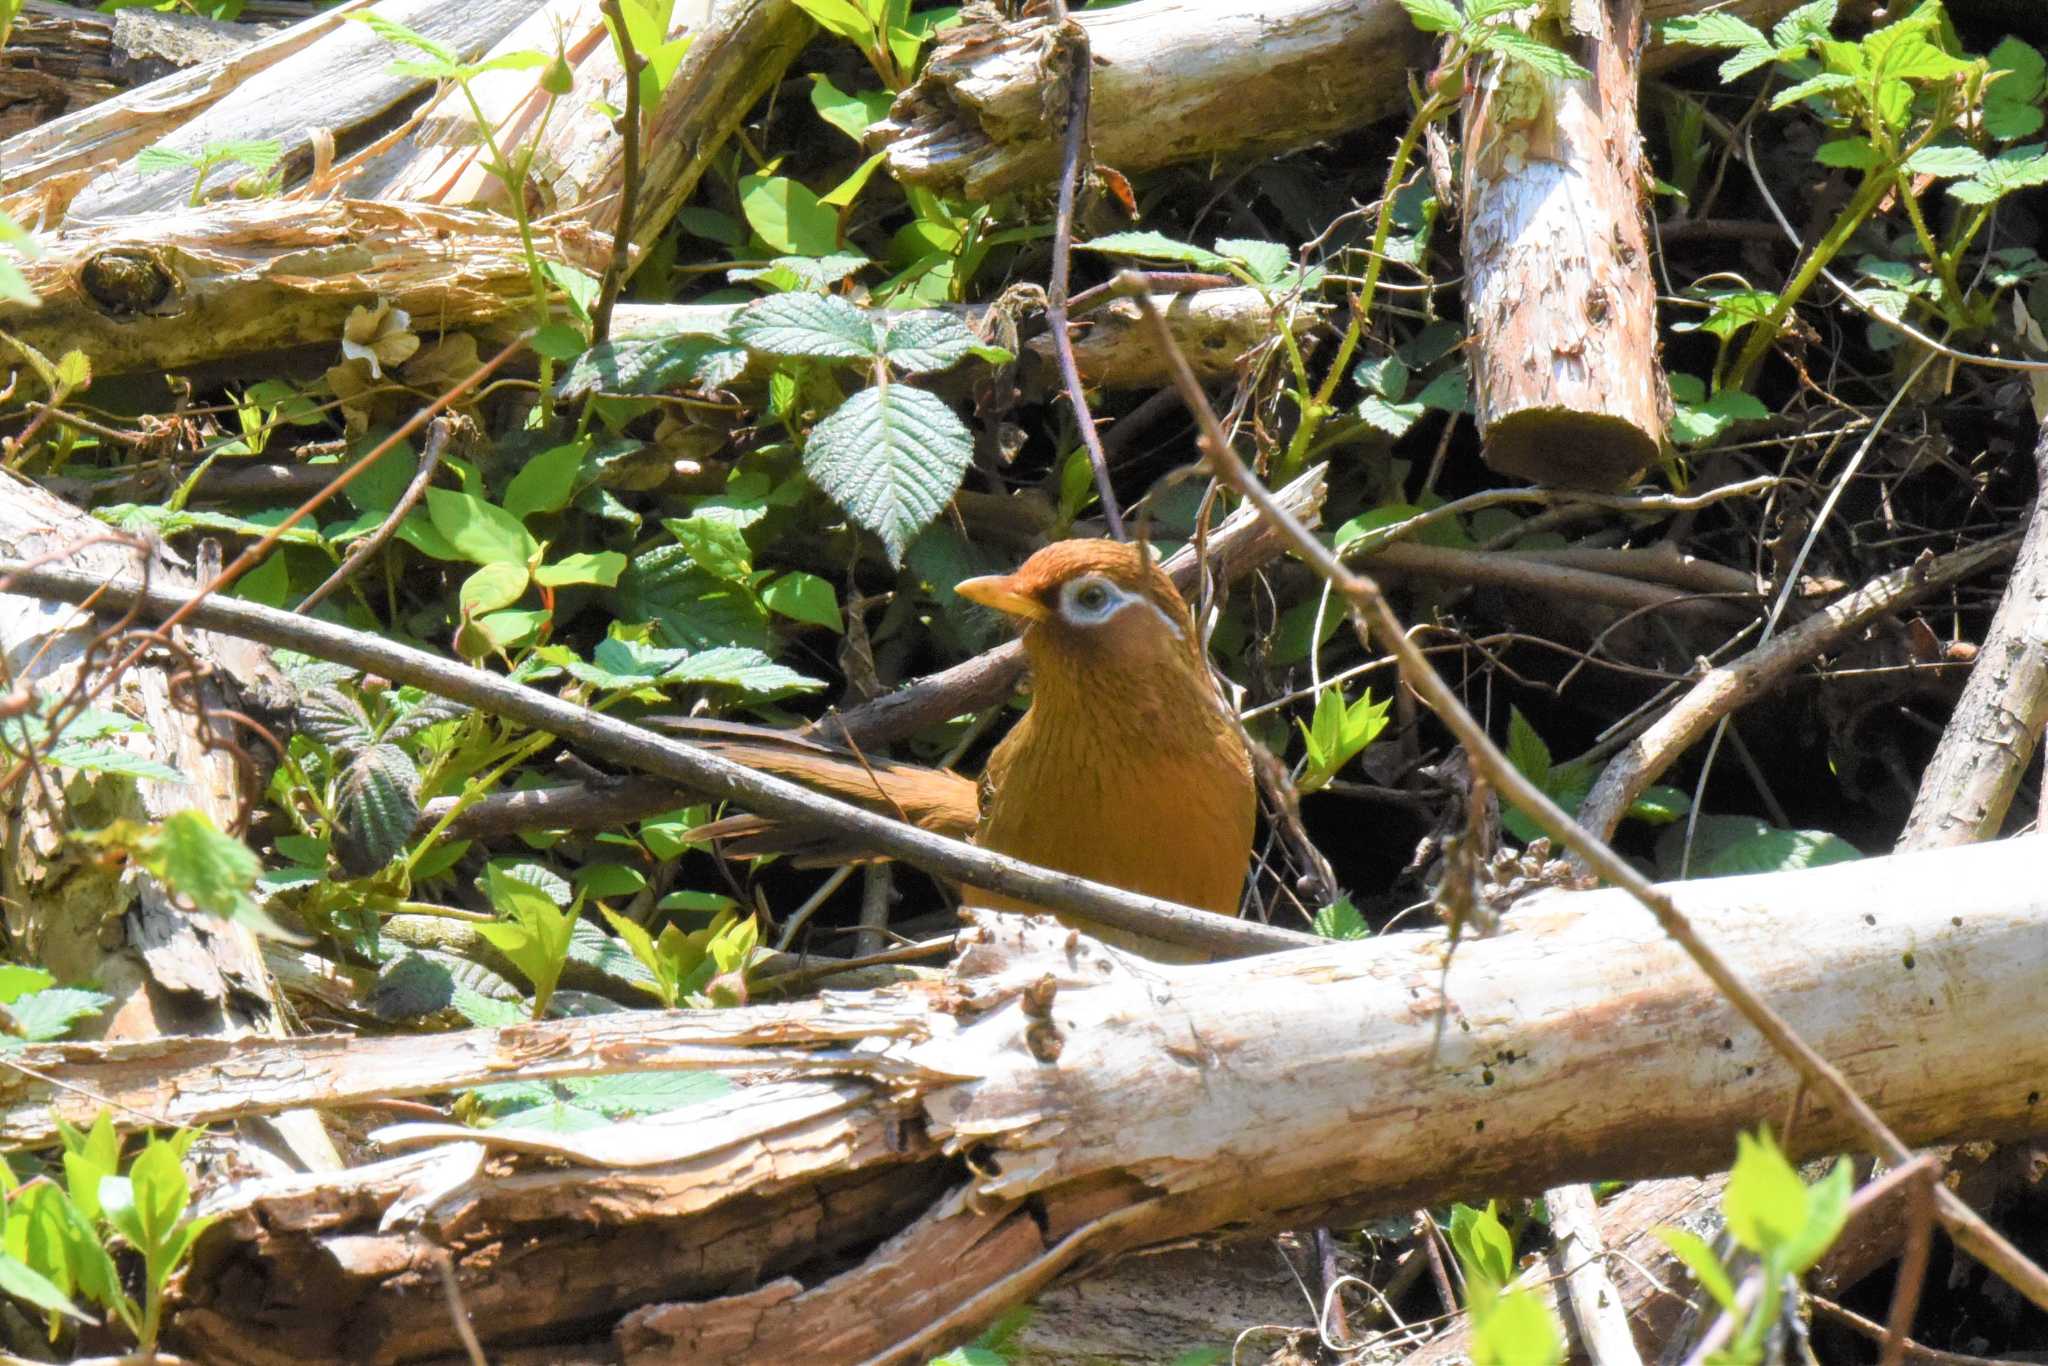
[5,987,110,1043]
[617,547,772,651]
[1770,0,1836,50]
[731,292,881,360]
[1725,1129,1809,1255]
[1358,395,1426,436]
[663,645,824,698]
[1398,0,1461,34]
[562,1070,732,1116]
[1480,26,1592,80]
[39,743,186,784]
[334,743,421,877]
[1771,70,1858,108]
[1214,237,1291,285]
[1076,230,1228,270]
[557,334,748,400]
[803,383,972,564]
[1505,708,1551,783]
[153,809,264,925]
[729,252,872,291]
[1905,144,1988,178]
[878,311,980,373]
[1312,895,1369,940]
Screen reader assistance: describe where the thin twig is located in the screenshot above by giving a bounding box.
[1042,0,1122,538]
[1114,268,2048,1317]
[298,417,453,615]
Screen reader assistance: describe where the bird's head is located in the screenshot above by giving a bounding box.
[954,540,1202,692]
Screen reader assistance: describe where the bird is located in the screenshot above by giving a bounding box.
[676,539,1257,959]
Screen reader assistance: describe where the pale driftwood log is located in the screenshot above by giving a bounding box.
[122,835,2048,1363]
[1461,0,1669,488]
[0,474,338,1173]
[0,198,607,378]
[36,0,544,224]
[1,0,278,146]
[1,0,374,225]
[359,0,812,256]
[1898,425,2048,848]
[869,0,1874,201]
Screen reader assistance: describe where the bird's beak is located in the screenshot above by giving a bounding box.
[955,573,1048,622]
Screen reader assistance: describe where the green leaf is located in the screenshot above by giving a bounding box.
[802,383,973,564]
[820,149,890,208]
[1771,70,1858,109]
[1986,38,2047,140]
[151,810,267,928]
[1654,1227,1739,1313]
[0,1250,93,1324]
[1312,895,1369,941]
[4,987,110,1043]
[1813,137,1877,168]
[661,645,823,697]
[1354,354,1409,400]
[1658,815,1863,878]
[1905,144,1988,178]
[809,73,895,142]
[1448,1201,1517,1291]
[1625,785,1691,825]
[1398,0,1461,34]
[729,252,872,292]
[39,743,186,784]
[791,0,872,42]
[1214,236,1291,285]
[1471,1285,1564,1366]
[761,571,843,630]
[1504,708,1551,784]
[877,310,980,373]
[425,488,539,568]
[1725,1128,1809,1257]
[334,743,421,878]
[1479,27,1592,80]
[737,173,840,256]
[504,440,590,520]
[557,333,748,400]
[664,513,754,584]
[1076,230,1228,270]
[1770,0,1836,50]
[533,551,626,588]
[459,562,530,617]
[730,292,881,361]
[1357,395,1426,436]
[1778,1156,1853,1273]
[617,547,772,651]
[0,965,54,1004]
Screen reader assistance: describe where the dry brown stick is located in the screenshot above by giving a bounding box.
[812,460,1326,750]
[1574,534,2021,843]
[1362,540,1754,621]
[297,416,451,614]
[1117,270,2048,1317]
[1897,424,2048,848]
[1040,1,1122,538]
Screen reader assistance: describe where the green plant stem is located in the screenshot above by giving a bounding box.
[1890,168,1967,320]
[1281,76,1458,473]
[1725,164,1892,392]
[456,81,550,314]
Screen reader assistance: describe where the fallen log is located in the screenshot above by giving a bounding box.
[870,0,1875,201]
[98,833,2048,1362]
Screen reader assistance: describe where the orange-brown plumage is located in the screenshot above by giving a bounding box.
[688,539,1256,958]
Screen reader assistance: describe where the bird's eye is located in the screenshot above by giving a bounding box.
[1062,576,1121,623]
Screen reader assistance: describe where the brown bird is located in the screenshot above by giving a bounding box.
[683,539,1256,958]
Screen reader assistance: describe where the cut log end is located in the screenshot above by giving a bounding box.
[1481,408,1663,489]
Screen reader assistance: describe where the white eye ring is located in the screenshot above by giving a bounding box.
[1059,575,1126,625]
